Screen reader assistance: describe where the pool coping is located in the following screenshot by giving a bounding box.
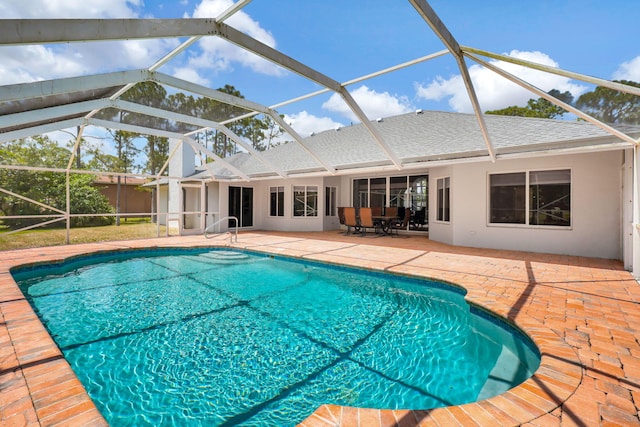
[1,232,634,426]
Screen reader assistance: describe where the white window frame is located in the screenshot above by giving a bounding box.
[269,186,284,217]
[292,185,318,217]
[325,186,337,217]
[487,168,572,229]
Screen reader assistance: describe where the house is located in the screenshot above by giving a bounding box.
[94,176,152,218]
[2,8,639,277]
[157,110,635,268]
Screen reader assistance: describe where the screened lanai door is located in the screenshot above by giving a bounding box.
[181,183,205,235]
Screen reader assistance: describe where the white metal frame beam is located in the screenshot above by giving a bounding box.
[409,0,496,162]
[0,118,85,143]
[463,46,640,98]
[0,19,219,45]
[215,0,254,23]
[0,68,312,177]
[213,21,403,169]
[268,49,450,111]
[182,136,250,181]
[114,99,287,177]
[466,53,639,146]
[152,72,337,174]
[87,118,251,181]
[0,99,107,129]
[0,69,147,103]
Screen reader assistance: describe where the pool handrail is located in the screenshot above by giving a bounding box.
[204,216,238,242]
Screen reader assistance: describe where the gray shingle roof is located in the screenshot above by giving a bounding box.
[195,110,626,180]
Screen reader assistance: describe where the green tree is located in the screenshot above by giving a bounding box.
[84,142,121,172]
[143,135,169,175]
[575,80,640,124]
[53,174,115,227]
[261,115,286,149]
[0,137,114,229]
[120,82,170,174]
[486,89,573,119]
[110,130,140,173]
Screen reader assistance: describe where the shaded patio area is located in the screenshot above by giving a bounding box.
[1,231,640,426]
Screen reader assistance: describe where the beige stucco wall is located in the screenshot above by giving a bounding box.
[255,177,327,232]
[165,142,625,260]
[429,150,623,260]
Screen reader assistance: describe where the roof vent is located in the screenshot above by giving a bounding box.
[310,131,315,136]
[335,126,341,131]
[416,109,423,115]
[376,117,383,123]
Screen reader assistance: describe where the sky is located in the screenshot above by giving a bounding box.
[2,0,639,148]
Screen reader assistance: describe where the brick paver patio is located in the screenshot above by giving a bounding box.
[1,231,639,426]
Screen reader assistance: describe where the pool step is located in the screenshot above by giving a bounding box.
[199,251,249,262]
[477,344,531,400]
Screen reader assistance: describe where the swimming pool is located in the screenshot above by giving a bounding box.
[13,248,540,426]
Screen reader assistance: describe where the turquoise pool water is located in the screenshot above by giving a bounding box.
[13,249,540,426]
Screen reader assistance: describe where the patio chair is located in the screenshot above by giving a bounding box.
[411,207,426,230]
[337,206,347,234]
[384,206,397,218]
[390,208,411,237]
[343,207,360,234]
[370,206,382,230]
[358,207,379,236]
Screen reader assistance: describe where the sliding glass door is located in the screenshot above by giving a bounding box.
[228,186,253,228]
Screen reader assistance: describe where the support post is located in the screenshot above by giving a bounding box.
[65,170,71,244]
[633,145,640,277]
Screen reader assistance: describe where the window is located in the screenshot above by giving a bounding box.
[410,175,428,211]
[293,185,318,217]
[325,187,336,216]
[269,186,284,217]
[369,178,386,209]
[490,173,525,224]
[436,177,450,222]
[489,169,570,227]
[390,176,407,207]
[529,170,571,226]
[353,178,368,208]
[353,174,428,218]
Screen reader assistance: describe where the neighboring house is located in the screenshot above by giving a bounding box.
[94,176,152,217]
[156,110,637,270]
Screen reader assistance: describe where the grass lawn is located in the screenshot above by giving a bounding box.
[0,222,167,251]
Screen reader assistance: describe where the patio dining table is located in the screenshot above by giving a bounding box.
[372,215,396,234]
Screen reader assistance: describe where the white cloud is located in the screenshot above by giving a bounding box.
[0,1,177,85]
[284,111,344,138]
[613,56,640,82]
[188,0,285,77]
[172,67,211,87]
[322,85,413,122]
[0,39,178,85]
[1,0,280,87]
[0,45,85,84]
[415,50,588,113]
[0,0,142,18]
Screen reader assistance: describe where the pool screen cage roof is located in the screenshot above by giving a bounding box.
[1,0,639,240]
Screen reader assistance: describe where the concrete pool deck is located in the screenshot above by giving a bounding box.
[1,231,639,426]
